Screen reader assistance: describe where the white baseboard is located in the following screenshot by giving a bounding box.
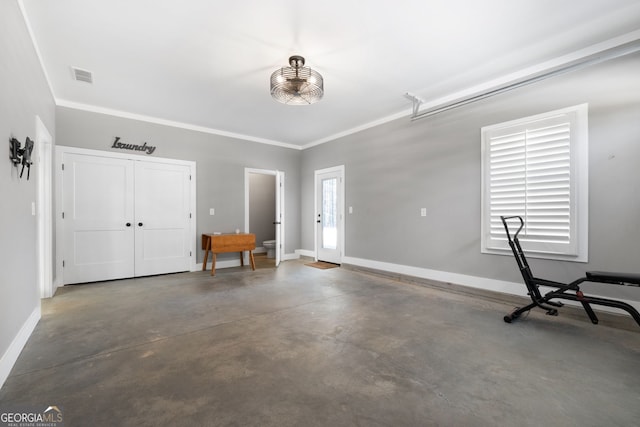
[191,252,301,271]
[192,258,244,272]
[283,252,300,261]
[296,249,315,259]
[343,256,523,294]
[254,247,267,254]
[342,256,640,315]
[0,305,41,390]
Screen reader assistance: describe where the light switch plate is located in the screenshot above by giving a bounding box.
[420,208,427,217]
[209,208,215,215]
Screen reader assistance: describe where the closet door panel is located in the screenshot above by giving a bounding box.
[62,153,135,284]
[134,161,191,276]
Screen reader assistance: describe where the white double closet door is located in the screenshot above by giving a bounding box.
[60,148,194,284]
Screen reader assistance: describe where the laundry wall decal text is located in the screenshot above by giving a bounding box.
[111,136,156,155]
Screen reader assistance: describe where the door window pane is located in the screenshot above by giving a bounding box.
[322,178,337,250]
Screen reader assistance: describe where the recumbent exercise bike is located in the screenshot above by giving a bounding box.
[501,215,640,328]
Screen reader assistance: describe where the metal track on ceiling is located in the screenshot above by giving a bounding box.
[406,39,640,121]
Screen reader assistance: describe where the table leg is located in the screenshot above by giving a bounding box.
[240,252,244,267]
[202,248,209,271]
[249,251,255,271]
[210,253,217,276]
[202,236,210,271]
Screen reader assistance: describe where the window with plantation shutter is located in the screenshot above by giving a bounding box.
[481,104,588,262]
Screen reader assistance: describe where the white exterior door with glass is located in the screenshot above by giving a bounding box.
[315,166,344,264]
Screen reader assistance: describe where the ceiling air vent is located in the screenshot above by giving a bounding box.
[71,67,93,84]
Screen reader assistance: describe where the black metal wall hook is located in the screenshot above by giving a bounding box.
[9,137,22,165]
[9,136,34,180]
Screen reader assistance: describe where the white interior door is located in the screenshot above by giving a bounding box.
[134,161,191,276]
[315,166,344,264]
[275,171,283,267]
[62,153,135,284]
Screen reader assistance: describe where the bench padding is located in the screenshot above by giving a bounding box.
[586,271,640,285]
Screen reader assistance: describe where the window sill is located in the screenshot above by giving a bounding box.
[482,247,588,263]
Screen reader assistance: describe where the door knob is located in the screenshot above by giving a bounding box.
[138,222,143,227]
[126,222,131,227]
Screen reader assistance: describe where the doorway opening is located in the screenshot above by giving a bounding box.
[244,169,284,268]
[314,165,345,264]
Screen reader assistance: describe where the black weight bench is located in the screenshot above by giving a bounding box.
[500,216,640,328]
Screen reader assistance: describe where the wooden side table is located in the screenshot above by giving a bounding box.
[202,233,256,276]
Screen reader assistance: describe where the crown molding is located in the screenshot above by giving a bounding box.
[18,0,56,100]
[55,100,303,150]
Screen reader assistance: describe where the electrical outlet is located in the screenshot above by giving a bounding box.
[209,208,215,215]
[349,206,353,214]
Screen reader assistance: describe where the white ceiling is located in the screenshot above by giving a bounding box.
[20,0,640,148]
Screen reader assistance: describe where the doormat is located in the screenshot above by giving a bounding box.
[305,261,339,270]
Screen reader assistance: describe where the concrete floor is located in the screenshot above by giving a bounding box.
[1,259,639,426]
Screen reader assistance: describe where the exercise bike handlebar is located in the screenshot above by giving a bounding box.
[500,215,524,242]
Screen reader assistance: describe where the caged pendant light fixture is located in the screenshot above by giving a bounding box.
[270,55,324,105]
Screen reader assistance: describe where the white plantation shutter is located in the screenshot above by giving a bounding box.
[489,120,571,244]
[481,105,588,261]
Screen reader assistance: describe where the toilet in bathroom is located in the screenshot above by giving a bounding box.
[263,240,277,258]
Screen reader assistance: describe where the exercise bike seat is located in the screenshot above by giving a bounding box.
[586,271,640,285]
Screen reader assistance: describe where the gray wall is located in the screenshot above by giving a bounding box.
[55,107,301,263]
[0,1,55,370]
[301,51,640,302]
[249,173,276,246]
